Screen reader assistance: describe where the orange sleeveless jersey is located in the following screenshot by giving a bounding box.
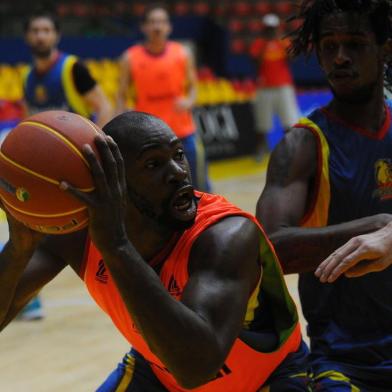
[128,42,196,138]
[83,192,301,391]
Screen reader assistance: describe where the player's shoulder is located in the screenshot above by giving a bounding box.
[191,215,260,263]
[267,126,319,183]
[188,214,260,279]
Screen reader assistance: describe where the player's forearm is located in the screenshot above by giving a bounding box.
[102,243,225,388]
[0,242,32,329]
[95,103,112,128]
[115,88,132,115]
[271,214,392,274]
[187,85,197,107]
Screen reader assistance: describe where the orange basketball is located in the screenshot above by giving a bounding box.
[0,110,103,234]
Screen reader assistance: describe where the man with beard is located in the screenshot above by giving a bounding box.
[256,0,392,390]
[23,10,112,127]
[116,4,210,192]
[0,111,310,391]
[20,10,112,319]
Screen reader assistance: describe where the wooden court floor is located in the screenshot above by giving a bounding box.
[0,158,306,392]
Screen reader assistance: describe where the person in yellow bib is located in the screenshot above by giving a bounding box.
[116,4,210,192]
[23,9,112,128]
[19,9,112,320]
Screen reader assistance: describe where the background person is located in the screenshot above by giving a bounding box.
[249,13,300,162]
[19,9,112,320]
[116,3,210,191]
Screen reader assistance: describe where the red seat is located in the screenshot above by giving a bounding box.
[56,3,70,17]
[174,2,191,16]
[197,66,215,81]
[228,18,245,34]
[193,1,210,16]
[232,1,252,17]
[132,3,146,18]
[254,1,273,15]
[72,3,89,17]
[275,1,295,17]
[231,38,247,54]
[214,3,227,17]
[247,19,264,34]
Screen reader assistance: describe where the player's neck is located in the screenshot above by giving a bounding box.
[125,212,176,262]
[34,49,59,73]
[144,40,167,55]
[328,90,386,133]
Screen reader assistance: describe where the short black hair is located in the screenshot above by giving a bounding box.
[142,2,170,23]
[288,0,392,89]
[102,111,172,159]
[24,9,60,33]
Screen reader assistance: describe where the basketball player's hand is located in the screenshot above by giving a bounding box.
[60,135,129,254]
[315,223,392,282]
[0,200,43,256]
[174,96,193,111]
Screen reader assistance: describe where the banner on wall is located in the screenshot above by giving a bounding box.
[193,103,257,161]
[195,89,333,160]
[0,90,333,161]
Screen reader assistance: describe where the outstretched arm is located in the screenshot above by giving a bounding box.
[0,215,69,330]
[174,46,197,111]
[256,127,392,274]
[315,221,392,282]
[83,85,112,128]
[116,51,133,115]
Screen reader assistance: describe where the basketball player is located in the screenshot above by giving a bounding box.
[256,1,392,390]
[23,10,112,127]
[0,111,309,391]
[116,4,210,191]
[20,10,112,319]
[249,13,299,161]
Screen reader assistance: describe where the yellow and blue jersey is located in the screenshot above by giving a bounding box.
[296,103,392,382]
[24,52,91,117]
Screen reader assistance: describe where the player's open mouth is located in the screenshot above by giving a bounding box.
[171,185,196,220]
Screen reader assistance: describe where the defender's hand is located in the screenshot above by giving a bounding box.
[315,224,392,282]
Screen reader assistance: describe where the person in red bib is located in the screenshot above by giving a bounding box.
[116,4,210,192]
[250,14,300,161]
[0,111,309,391]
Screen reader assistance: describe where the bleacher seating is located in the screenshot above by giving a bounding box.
[0,60,256,107]
[0,1,323,94]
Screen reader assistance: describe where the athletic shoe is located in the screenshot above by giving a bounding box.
[17,296,44,321]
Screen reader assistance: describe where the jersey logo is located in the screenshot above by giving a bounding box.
[212,363,232,380]
[373,159,392,200]
[168,276,182,298]
[95,259,109,283]
[34,85,48,104]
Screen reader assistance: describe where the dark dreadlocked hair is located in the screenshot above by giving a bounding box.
[288,0,392,90]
